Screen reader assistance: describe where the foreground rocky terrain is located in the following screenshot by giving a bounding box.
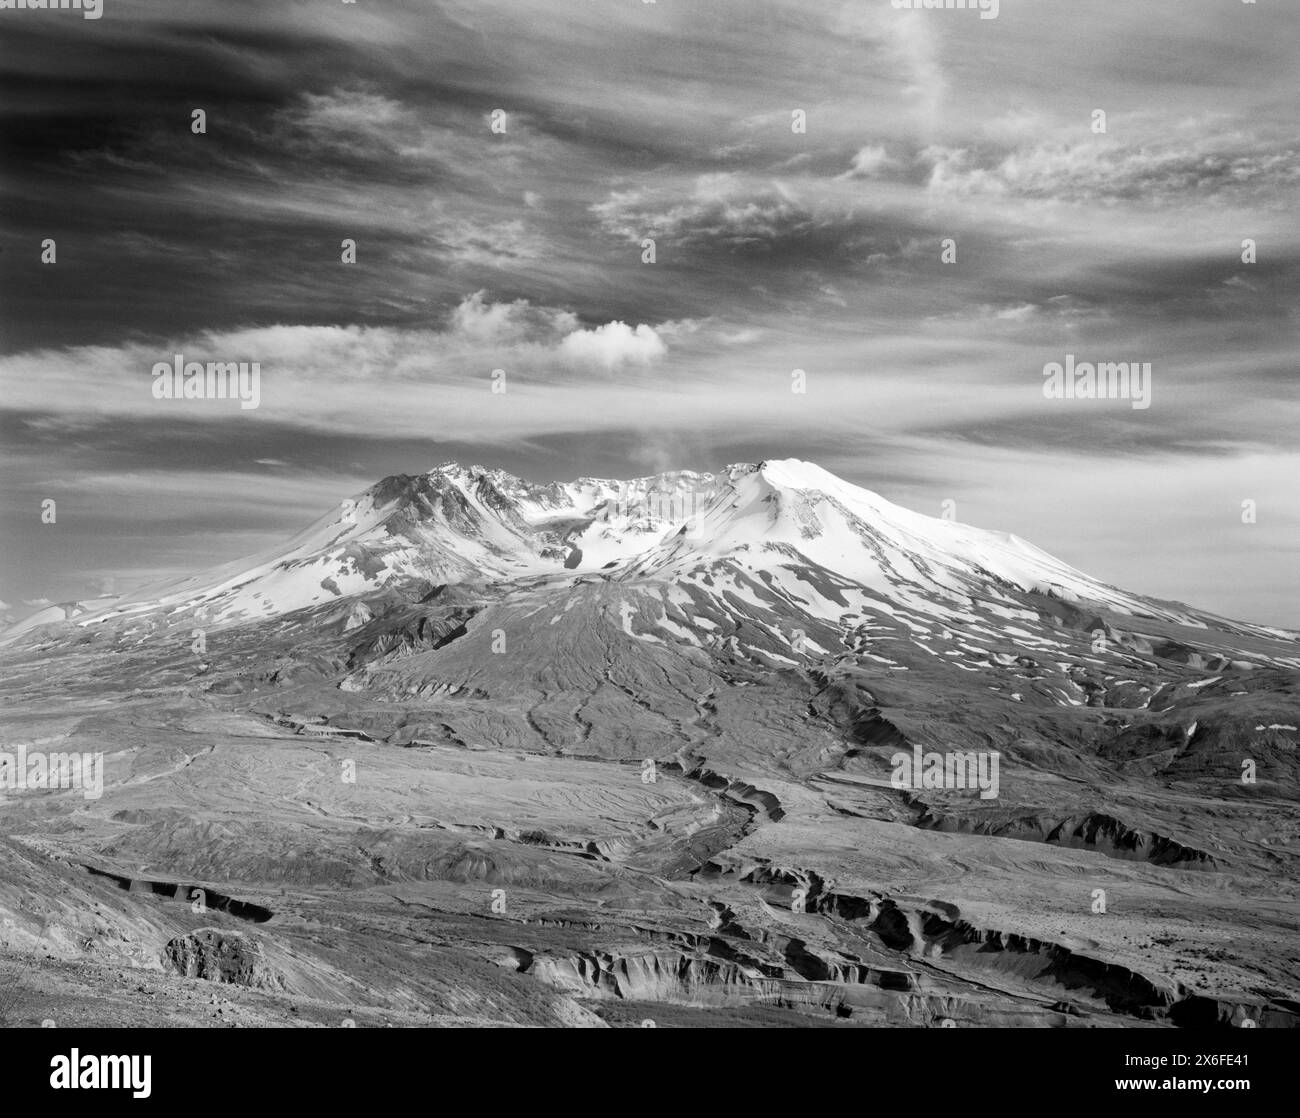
[1,460,1297,1027]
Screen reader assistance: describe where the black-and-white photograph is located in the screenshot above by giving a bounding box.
[0,0,1296,1073]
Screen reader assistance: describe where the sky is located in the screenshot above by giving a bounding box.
[1,0,1297,626]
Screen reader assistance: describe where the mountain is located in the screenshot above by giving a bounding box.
[1,459,1297,1028]
[17,458,1293,643]
[10,462,719,629]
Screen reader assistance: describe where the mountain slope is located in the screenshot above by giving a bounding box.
[12,459,1296,654]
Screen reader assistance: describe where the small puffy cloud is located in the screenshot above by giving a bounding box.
[558,321,667,369]
[447,289,577,345]
[841,145,895,179]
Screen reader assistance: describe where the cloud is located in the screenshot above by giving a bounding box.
[841,145,896,179]
[593,175,810,247]
[447,290,578,346]
[0,293,687,429]
[924,134,1299,207]
[591,174,926,267]
[558,321,667,369]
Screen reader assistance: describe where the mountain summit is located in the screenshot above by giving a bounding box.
[21,459,1293,652]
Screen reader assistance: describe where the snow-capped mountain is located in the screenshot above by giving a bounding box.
[624,460,1202,622]
[6,460,1297,662]
[14,458,1289,647]
[33,462,724,628]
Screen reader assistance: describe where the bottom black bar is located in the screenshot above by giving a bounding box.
[2,1023,1290,1106]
